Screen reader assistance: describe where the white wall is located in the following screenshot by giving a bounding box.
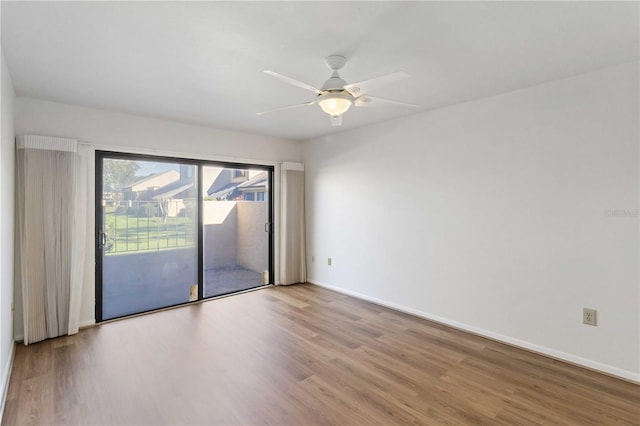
[0,50,16,414]
[304,62,640,381]
[15,97,302,162]
[14,98,302,336]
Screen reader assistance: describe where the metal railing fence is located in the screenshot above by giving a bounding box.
[103,199,196,254]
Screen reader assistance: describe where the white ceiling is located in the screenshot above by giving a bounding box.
[2,1,638,141]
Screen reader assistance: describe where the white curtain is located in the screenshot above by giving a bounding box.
[68,144,89,335]
[15,135,86,344]
[279,162,306,285]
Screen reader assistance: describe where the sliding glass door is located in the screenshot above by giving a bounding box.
[96,152,273,321]
[202,166,270,297]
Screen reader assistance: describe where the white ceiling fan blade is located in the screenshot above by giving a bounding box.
[344,71,409,96]
[263,70,322,94]
[330,115,343,126]
[354,96,419,108]
[256,100,315,115]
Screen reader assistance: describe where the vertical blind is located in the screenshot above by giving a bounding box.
[280,162,306,285]
[15,135,85,344]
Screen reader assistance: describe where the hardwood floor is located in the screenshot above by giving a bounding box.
[3,284,639,425]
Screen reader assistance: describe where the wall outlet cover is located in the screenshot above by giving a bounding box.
[583,308,597,326]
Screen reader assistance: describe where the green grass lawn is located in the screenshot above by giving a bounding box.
[104,211,196,254]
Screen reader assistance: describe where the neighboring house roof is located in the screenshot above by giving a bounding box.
[152,183,194,200]
[237,171,267,192]
[207,170,267,199]
[208,183,240,200]
[124,170,180,192]
[123,169,199,202]
[207,169,235,196]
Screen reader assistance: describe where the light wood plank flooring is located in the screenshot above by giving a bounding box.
[2,284,639,425]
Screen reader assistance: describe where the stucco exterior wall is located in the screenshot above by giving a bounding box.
[236,202,268,274]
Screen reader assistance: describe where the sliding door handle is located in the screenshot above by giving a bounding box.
[264,222,271,233]
[97,231,107,248]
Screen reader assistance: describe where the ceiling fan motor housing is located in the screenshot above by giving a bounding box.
[321,55,350,92]
[325,54,347,71]
[319,72,347,91]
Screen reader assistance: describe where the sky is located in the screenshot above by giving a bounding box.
[136,161,179,177]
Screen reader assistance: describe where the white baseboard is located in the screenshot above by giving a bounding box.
[79,319,95,328]
[308,279,640,384]
[0,341,16,421]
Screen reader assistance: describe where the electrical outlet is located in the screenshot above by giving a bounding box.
[328,257,332,266]
[312,256,315,262]
[583,308,597,326]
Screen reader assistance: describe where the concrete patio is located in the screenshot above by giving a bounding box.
[102,264,264,320]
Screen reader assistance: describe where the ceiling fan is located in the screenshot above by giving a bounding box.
[257,55,419,126]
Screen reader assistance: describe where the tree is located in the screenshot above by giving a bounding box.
[103,159,139,197]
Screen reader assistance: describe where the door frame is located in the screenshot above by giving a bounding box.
[95,150,275,322]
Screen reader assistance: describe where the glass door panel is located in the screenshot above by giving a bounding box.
[97,156,198,320]
[202,166,270,297]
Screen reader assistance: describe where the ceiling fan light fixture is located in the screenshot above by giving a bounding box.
[259,57,415,126]
[317,92,353,116]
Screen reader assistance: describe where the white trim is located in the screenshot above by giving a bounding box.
[17,135,77,152]
[308,279,640,384]
[0,341,16,421]
[281,161,304,171]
